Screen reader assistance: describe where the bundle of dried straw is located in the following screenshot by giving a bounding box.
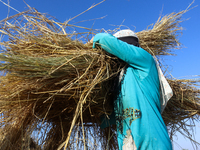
[0,7,199,150]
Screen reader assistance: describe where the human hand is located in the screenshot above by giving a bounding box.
[85,37,94,46]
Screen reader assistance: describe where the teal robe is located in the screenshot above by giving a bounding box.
[93,33,172,150]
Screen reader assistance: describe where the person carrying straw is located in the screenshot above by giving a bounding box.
[90,29,173,150]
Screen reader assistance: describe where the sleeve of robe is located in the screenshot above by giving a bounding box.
[92,33,153,75]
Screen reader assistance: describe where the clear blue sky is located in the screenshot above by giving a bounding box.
[0,0,199,149]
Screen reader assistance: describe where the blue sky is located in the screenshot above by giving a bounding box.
[0,0,199,149]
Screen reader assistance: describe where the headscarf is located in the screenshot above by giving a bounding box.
[113,29,140,47]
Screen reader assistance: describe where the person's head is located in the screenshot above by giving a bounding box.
[113,29,140,47]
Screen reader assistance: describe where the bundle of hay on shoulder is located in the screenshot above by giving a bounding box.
[0,8,199,150]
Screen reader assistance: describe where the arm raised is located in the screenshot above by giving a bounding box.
[93,33,153,72]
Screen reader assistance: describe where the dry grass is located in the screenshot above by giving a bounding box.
[0,6,199,150]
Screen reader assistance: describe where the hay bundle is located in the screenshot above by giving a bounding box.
[0,7,199,150]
